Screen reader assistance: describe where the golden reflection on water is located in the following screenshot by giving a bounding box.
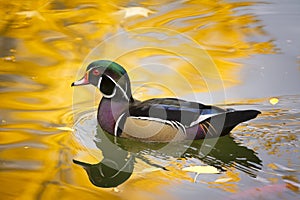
[0,0,293,199]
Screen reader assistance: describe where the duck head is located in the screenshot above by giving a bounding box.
[72,60,133,102]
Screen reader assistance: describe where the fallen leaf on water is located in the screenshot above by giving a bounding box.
[182,165,219,174]
[269,97,279,105]
[214,177,233,183]
[182,165,219,182]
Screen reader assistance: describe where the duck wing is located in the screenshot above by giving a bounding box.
[116,98,260,141]
[129,98,227,128]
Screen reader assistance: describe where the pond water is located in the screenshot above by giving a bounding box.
[0,0,299,199]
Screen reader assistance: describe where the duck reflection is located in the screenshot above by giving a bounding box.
[74,126,261,188]
[73,127,135,188]
[73,154,134,188]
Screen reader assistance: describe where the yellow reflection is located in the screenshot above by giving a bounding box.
[0,0,276,199]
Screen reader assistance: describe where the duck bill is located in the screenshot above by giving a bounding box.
[71,73,89,86]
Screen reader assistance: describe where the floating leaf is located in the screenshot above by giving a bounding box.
[182,166,219,174]
[182,166,219,182]
[269,97,279,105]
[214,177,233,183]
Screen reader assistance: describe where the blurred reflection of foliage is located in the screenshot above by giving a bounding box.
[0,0,279,121]
[0,0,276,90]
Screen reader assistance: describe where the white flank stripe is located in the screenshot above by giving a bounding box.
[189,113,225,127]
[97,76,102,89]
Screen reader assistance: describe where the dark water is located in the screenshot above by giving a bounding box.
[0,0,299,199]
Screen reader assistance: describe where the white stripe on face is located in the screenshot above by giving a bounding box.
[97,76,102,89]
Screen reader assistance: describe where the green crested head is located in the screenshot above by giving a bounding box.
[72,60,133,101]
[86,60,127,80]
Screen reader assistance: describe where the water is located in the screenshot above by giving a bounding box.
[0,0,299,199]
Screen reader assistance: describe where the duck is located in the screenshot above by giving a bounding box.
[71,60,260,142]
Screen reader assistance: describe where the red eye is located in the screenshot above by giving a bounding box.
[92,69,100,76]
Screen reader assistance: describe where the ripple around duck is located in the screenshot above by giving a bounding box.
[72,106,264,185]
[71,95,300,187]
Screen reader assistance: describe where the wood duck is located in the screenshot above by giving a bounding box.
[72,60,260,142]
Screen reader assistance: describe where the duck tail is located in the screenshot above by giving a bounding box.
[224,110,261,128]
[205,110,261,137]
